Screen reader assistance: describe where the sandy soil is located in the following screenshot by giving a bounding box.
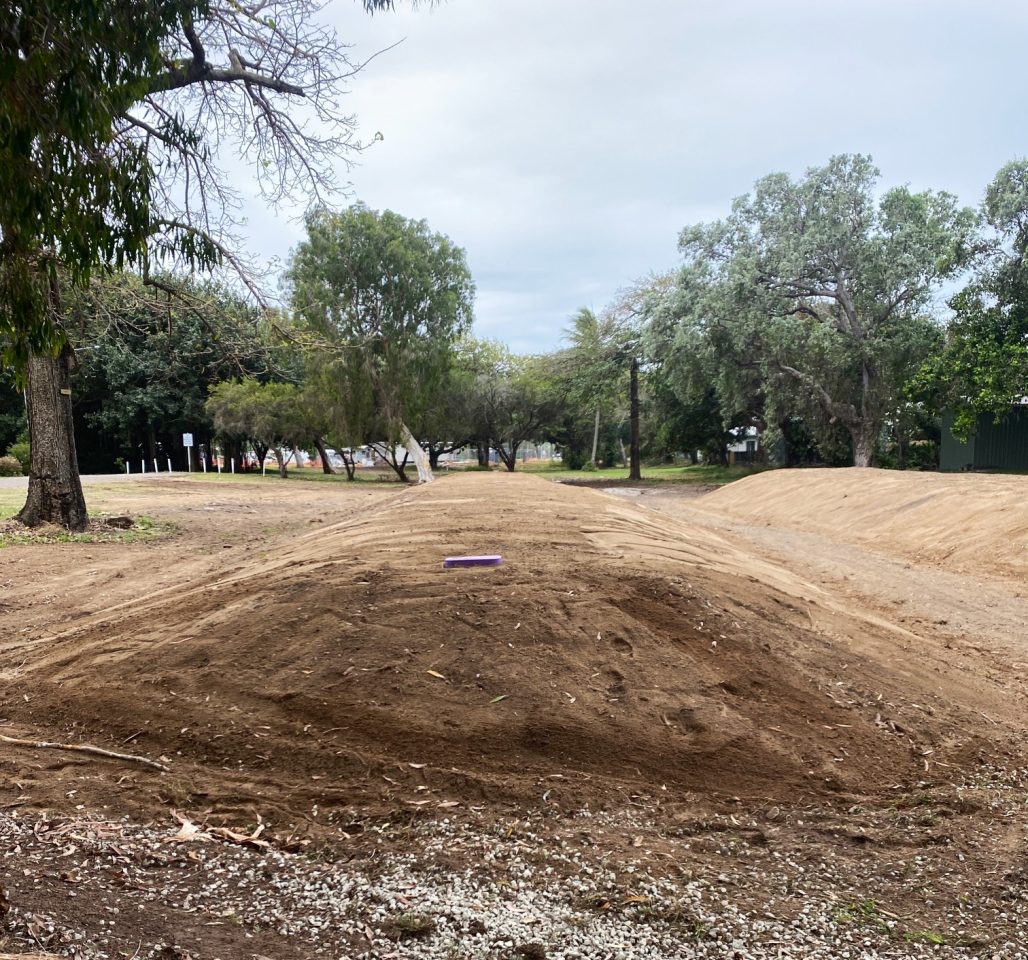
[1,471,1027,958]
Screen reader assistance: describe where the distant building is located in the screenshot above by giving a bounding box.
[940,406,1028,471]
[726,426,760,465]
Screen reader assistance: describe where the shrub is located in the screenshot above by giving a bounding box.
[0,455,23,477]
[6,441,30,474]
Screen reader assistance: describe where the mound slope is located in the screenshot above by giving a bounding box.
[1,474,1016,830]
[701,467,1028,579]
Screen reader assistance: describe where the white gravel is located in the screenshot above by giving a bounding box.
[3,767,1028,959]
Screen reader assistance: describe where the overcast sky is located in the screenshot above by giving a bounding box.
[241,0,1027,353]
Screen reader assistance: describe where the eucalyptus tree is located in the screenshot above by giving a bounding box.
[286,204,475,484]
[912,159,1028,437]
[207,379,312,477]
[673,155,975,466]
[472,350,563,472]
[3,0,415,528]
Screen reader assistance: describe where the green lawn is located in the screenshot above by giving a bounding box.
[173,468,408,484]
[516,462,767,485]
[0,487,23,520]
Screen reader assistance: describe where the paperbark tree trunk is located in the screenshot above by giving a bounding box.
[16,342,89,531]
[399,421,434,484]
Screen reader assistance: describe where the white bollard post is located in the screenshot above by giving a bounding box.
[231,458,235,474]
[154,458,159,473]
[142,460,146,474]
[202,455,207,474]
[167,457,172,473]
[126,462,130,475]
[262,458,266,477]
[187,446,192,473]
[217,458,222,474]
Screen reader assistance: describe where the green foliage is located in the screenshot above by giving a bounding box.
[63,272,271,469]
[287,204,474,443]
[207,379,313,474]
[911,160,1028,439]
[0,455,22,477]
[658,155,974,466]
[0,378,24,454]
[5,442,30,473]
[0,0,213,368]
[471,349,565,471]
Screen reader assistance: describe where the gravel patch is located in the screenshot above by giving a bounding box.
[3,768,1028,959]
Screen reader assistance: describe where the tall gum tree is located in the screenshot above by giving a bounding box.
[2,0,413,529]
[286,205,475,484]
[675,155,975,467]
[912,160,1028,436]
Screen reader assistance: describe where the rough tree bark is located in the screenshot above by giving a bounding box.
[476,441,489,467]
[628,357,641,481]
[851,424,875,469]
[17,342,89,531]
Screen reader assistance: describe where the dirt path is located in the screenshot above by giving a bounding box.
[615,484,1028,694]
[3,472,1028,959]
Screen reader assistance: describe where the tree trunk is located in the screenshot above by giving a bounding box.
[590,407,600,467]
[628,357,641,481]
[313,436,336,475]
[428,444,441,470]
[340,448,357,480]
[274,446,288,478]
[476,441,489,467]
[17,343,89,531]
[851,424,875,468]
[399,421,434,484]
[370,441,410,482]
[495,442,518,472]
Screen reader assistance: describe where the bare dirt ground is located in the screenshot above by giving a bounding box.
[2,472,1028,959]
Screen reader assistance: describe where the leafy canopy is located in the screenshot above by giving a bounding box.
[0,0,210,366]
[287,204,474,436]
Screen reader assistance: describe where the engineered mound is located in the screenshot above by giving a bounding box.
[0,473,1017,838]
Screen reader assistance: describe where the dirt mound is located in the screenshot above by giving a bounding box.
[0,474,1015,833]
[700,467,1028,579]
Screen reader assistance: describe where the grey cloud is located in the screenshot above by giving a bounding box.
[236,0,1028,350]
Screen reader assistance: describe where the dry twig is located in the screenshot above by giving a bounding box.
[0,734,168,772]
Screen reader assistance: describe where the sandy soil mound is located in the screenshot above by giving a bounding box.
[0,474,1016,832]
[700,467,1028,579]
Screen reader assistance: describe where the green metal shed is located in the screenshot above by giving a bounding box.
[940,406,1028,471]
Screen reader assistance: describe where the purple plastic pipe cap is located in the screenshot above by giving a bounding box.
[443,555,503,569]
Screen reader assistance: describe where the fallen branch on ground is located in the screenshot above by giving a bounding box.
[0,734,169,772]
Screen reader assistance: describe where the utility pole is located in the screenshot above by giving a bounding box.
[629,356,641,481]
